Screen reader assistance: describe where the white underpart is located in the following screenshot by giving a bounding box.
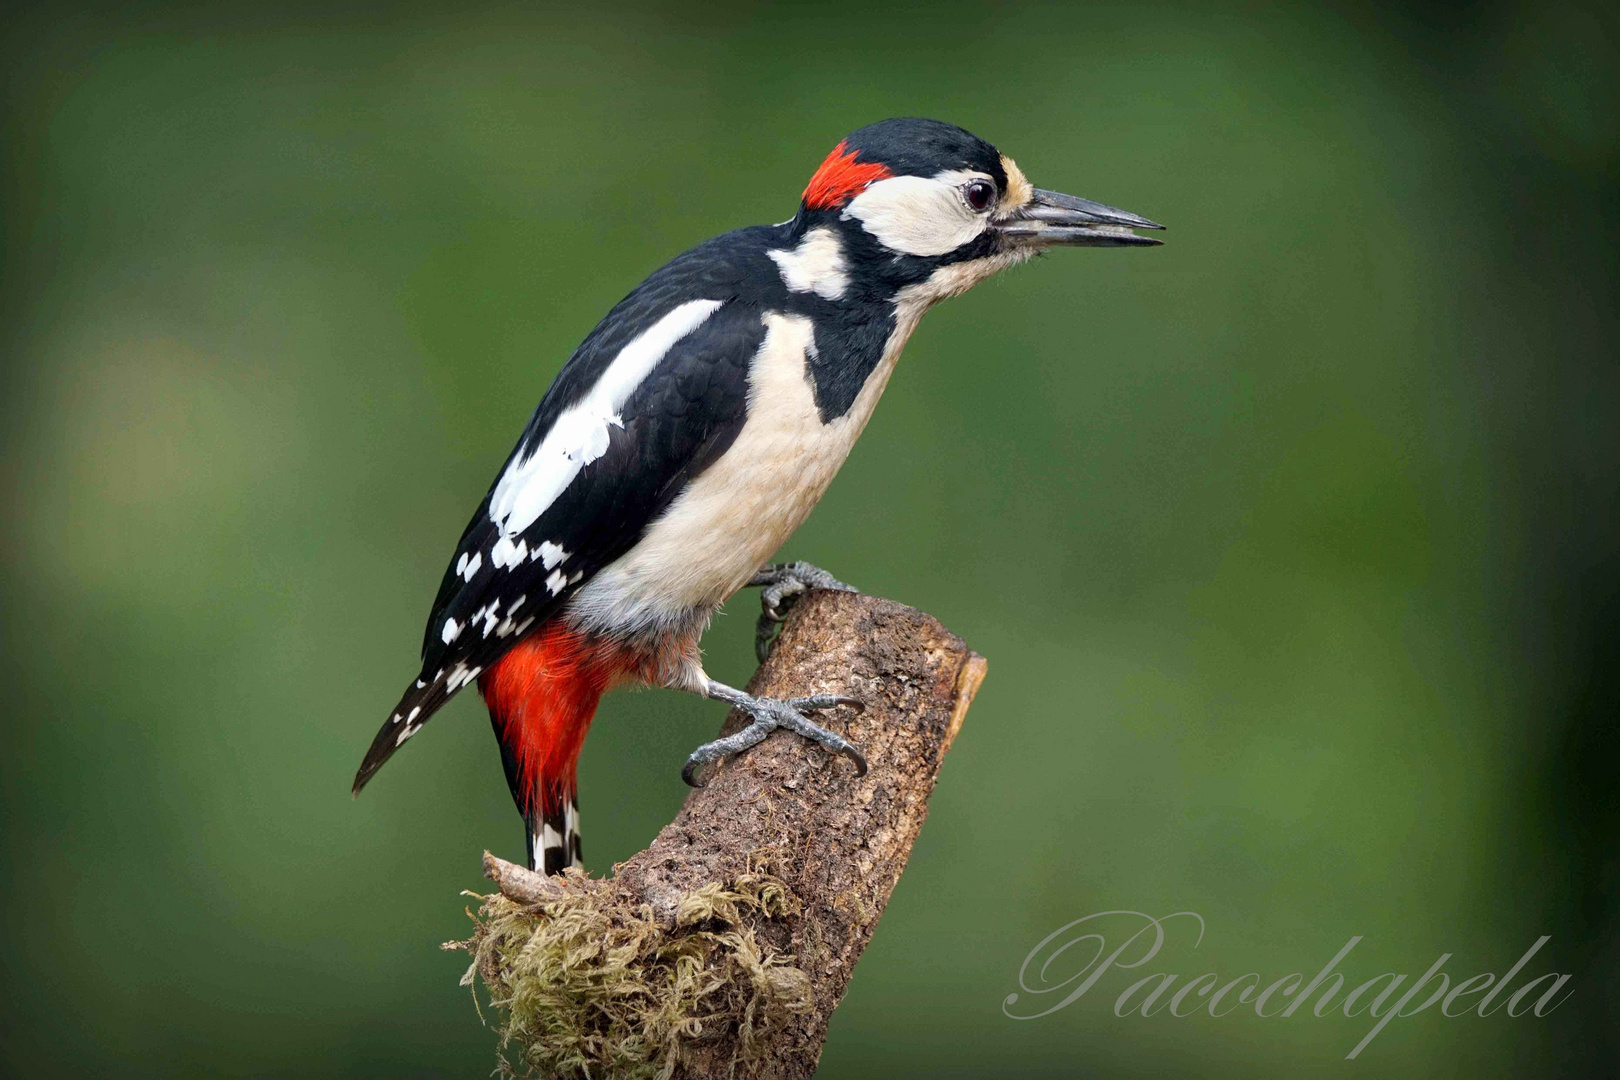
[569,257,1032,657]
[571,312,895,645]
[768,227,848,299]
[841,169,991,256]
[488,298,725,538]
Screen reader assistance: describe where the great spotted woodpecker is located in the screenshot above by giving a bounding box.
[352,118,1161,874]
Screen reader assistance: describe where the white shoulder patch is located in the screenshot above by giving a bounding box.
[488,298,725,538]
[768,227,848,300]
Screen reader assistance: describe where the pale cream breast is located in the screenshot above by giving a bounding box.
[568,311,903,639]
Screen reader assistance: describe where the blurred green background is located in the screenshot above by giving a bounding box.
[3,1,1615,1076]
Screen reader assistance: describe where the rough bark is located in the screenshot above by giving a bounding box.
[471,589,986,1078]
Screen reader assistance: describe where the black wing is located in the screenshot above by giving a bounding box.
[352,290,767,794]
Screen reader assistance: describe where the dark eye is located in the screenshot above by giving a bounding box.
[963,179,996,212]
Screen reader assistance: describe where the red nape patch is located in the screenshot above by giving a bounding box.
[802,140,892,210]
[478,622,630,817]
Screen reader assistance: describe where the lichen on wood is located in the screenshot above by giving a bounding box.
[457,863,811,1079]
[450,590,986,1079]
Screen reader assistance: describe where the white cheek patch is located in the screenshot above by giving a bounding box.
[841,173,987,257]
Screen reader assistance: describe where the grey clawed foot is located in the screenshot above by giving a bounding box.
[748,561,858,662]
[682,692,867,787]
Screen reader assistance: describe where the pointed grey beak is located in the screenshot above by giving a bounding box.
[997,188,1164,247]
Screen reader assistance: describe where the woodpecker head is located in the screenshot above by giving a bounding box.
[794,117,1161,303]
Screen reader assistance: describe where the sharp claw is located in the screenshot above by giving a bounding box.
[750,563,857,670]
[682,757,707,788]
[755,613,777,662]
[841,744,868,776]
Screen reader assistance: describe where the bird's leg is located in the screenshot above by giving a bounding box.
[681,678,867,787]
[747,561,858,662]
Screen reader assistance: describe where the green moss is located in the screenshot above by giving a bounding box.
[454,871,812,1079]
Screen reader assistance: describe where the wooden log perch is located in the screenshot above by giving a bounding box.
[453,589,986,1079]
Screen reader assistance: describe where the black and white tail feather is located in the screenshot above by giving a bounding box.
[530,797,583,877]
